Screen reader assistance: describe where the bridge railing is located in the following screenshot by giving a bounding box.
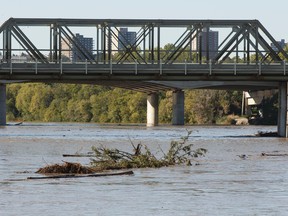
[0,60,287,77]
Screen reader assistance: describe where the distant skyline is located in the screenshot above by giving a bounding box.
[1,0,287,47]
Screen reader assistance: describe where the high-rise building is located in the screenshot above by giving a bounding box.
[71,33,94,62]
[61,39,71,60]
[118,28,137,51]
[105,30,118,54]
[192,29,219,60]
[271,39,286,51]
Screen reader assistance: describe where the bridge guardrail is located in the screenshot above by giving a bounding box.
[0,60,287,79]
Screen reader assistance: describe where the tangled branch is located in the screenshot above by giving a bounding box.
[90,130,207,171]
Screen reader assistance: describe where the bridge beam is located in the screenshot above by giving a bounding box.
[278,82,288,137]
[172,90,185,125]
[147,93,159,127]
[0,84,6,126]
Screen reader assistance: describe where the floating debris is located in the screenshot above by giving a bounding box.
[34,131,207,176]
[256,131,278,137]
[237,154,248,159]
[62,154,96,157]
[16,170,32,174]
[90,130,207,171]
[261,153,288,157]
[36,161,95,174]
[28,170,134,180]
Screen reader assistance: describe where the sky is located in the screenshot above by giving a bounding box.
[1,0,287,46]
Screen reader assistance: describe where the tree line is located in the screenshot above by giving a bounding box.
[6,83,242,124]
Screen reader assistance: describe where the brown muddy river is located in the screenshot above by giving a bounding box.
[1,123,288,215]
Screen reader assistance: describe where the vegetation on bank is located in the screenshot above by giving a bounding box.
[6,83,243,124]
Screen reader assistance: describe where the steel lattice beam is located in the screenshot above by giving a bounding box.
[0,18,287,66]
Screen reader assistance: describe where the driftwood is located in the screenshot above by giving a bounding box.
[7,121,23,126]
[261,153,288,157]
[256,131,278,137]
[62,154,96,157]
[27,170,134,180]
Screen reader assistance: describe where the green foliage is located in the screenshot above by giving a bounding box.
[14,83,53,121]
[6,83,147,123]
[164,130,207,165]
[159,91,173,123]
[91,144,165,170]
[279,44,288,60]
[253,93,278,125]
[6,84,21,120]
[6,82,242,124]
[184,90,242,124]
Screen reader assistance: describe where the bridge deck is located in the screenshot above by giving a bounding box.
[0,62,284,93]
[1,62,287,81]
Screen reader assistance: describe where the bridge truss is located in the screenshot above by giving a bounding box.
[0,18,287,93]
[0,18,287,64]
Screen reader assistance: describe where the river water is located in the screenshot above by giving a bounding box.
[1,123,288,215]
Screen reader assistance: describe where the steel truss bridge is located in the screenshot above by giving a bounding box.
[0,18,287,92]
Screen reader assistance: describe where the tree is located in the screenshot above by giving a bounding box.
[159,91,173,123]
[6,84,22,120]
[184,89,242,124]
[15,83,53,120]
[6,70,243,124]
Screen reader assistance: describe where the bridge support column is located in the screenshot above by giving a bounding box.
[172,90,185,125]
[0,84,6,126]
[147,93,159,127]
[278,82,288,137]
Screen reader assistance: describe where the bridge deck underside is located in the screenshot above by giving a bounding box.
[0,79,278,93]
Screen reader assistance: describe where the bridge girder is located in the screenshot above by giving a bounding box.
[0,18,287,93]
[0,18,287,65]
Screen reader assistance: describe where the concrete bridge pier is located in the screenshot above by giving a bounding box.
[172,90,185,125]
[147,93,159,127]
[278,82,288,137]
[0,84,6,126]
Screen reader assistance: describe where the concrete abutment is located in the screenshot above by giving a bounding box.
[278,82,288,137]
[0,84,6,126]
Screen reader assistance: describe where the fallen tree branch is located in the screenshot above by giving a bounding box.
[27,170,134,180]
[90,130,207,170]
[256,131,278,137]
[261,153,288,157]
[62,154,96,157]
